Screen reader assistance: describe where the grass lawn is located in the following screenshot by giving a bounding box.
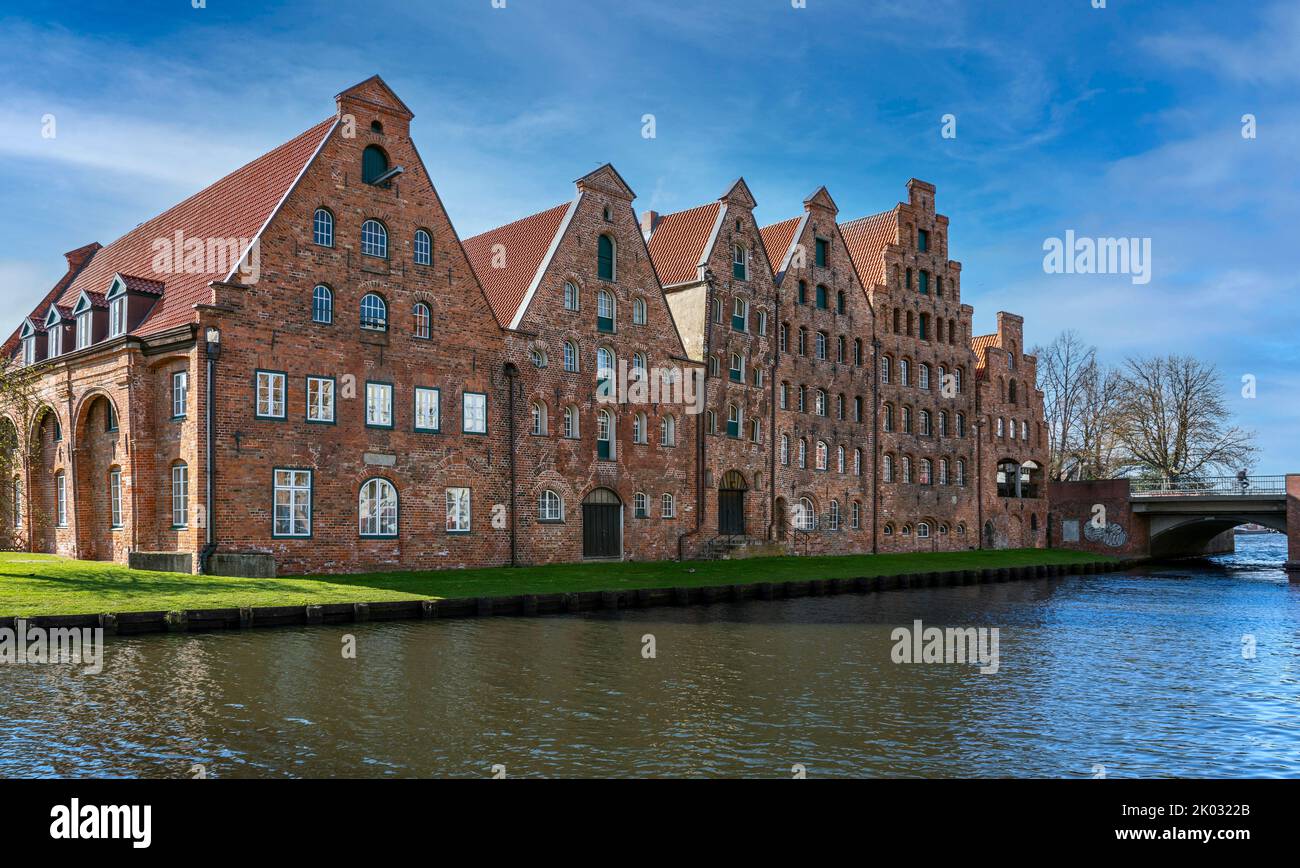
[0,548,1115,618]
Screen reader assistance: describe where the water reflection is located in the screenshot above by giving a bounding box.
[1,536,1297,778]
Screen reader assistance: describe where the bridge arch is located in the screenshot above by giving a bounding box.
[1148,514,1287,560]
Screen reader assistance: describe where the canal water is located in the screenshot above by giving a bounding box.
[2,535,1297,778]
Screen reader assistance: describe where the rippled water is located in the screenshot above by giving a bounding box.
[2,535,1298,778]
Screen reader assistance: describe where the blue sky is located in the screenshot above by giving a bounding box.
[1,0,1296,471]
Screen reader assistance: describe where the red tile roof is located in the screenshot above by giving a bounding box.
[10,116,336,350]
[839,210,896,287]
[758,217,800,278]
[647,202,720,287]
[463,202,572,327]
[971,333,998,371]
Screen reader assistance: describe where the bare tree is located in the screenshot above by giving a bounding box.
[1074,362,1125,480]
[1111,354,1256,482]
[1033,330,1121,480]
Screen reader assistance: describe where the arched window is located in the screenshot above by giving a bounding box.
[797,281,808,305]
[362,146,389,185]
[596,347,615,390]
[54,471,67,527]
[633,491,648,518]
[564,340,579,372]
[957,412,967,437]
[359,478,398,537]
[815,390,827,417]
[837,445,846,473]
[779,322,788,351]
[798,438,807,469]
[836,290,846,314]
[956,459,967,487]
[530,401,547,436]
[726,403,741,438]
[1009,380,1019,403]
[917,522,931,539]
[796,497,816,531]
[633,411,647,444]
[564,405,579,438]
[413,229,432,265]
[313,208,334,247]
[883,402,894,433]
[902,405,913,433]
[900,358,910,386]
[919,364,930,390]
[171,462,189,528]
[361,219,388,258]
[851,500,861,529]
[815,440,828,471]
[597,234,616,281]
[312,285,333,324]
[798,327,808,355]
[901,456,912,483]
[939,458,950,485]
[920,410,932,436]
[539,490,563,521]
[883,454,894,482]
[564,281,580,311]
[660,414,676,446]
[633,296,647,325]
[597,289,615,332]
[11,477,21,529]
[854,339,863,365]
[530,346,546,369]
[413,302,431,339]
[883,523,894,536]
[661,493,676,518]
[938,411,948,437]
[360,293,387,330]
[596,409,614,460]
[881,355,892,384]
[854,449,862,476]
[828,500,841,530]
[919,458,932,485]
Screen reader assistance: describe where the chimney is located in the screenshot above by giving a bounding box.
[64,242,101,273]
[641,210,661,237]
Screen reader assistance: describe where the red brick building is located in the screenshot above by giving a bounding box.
[1,77,1048,575]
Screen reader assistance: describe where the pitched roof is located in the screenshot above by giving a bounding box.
[646,202,721,287]
[839,210,896,288]
[758,216,801,279]
[9,116,336,350]
[971,333,998,371]
[463,202,573,327]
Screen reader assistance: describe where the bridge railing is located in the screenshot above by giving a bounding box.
[1130,475,1286,496]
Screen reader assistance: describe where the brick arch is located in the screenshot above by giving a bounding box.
[27,404,66,554]
[73,391,124,561]
[0,414,21,548]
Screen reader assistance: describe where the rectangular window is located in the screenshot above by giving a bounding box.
[109,469,123,528]
[255,370,286,419]
[273,469,312,538]
[815,238,828,267]
[49,326,61,357]
[172,371,188,418]
[172,464,189,528]
[732,297,747,332]
[918,229,929,251]
[109,296,126,337]
[729,355,743,383]
[919,271,929,295]
[307,376,335,423]
[597,291,615,332]
[55,474,67,527]
[366,382,393,428]
[462,392,487,434]
[76,313,91,349]
[732,244,748,280]
[414,387,440,432]
[446,487,471,533]
[22,337,35,366]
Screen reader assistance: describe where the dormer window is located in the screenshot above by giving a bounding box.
[43,308,64,357]
[108,291,126,337]
[76,312,91,349]
[21,336,35,366]
[71,290,101,349]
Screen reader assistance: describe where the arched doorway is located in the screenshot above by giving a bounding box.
[582,487,622,559]
[718,470,747,536]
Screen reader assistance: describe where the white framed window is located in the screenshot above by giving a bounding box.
[366,382,394,428]
[171,462,189,527]
[564,405,579,439]
[76,312,92,349]
[798,438,807,469]
[531,402,548,436]
[445,486,471,533]
[307,376,335,423]
[632,411,646,444]
[413,302,431,339]
[815,331,827,360]
[732,296,748,331]
[48,325,62,357]
[597,289,616,332]
[756,309,767,335]
[732,243,748,280]
[109,468,123,528]
[851,500,861,529]
[255,370,286,419]
[361,219,388,258]
[956,459,967,487]
[919,364,931,390]
[313,285,333,323]
[313,208,334,247]
[273,469,312,538]
[660,414,676,446]
[633,491,648,518]
[414,387,440,431]
[917,522,931,539]
[360,293,387,330]
[796,497,816,531]
[828,500,840,531]
[881,355,891,384]
[815,440,828,471]
[55,472,67,527]
[22,336,35,365]
[539,490,563,521]
[854,449,862,476]
[360,478,399,537]
[564,340,579,372]
[172,371,188,418]
[837,445,846,474]
[780,434,789,465]
[463,392,487,434]
[633,297,647,325]
[414,229,432,265]
[109,294,126,337]
[661,492,675,518]
[564,281,580,311]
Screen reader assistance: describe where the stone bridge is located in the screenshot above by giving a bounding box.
[1048,475,1300,574]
